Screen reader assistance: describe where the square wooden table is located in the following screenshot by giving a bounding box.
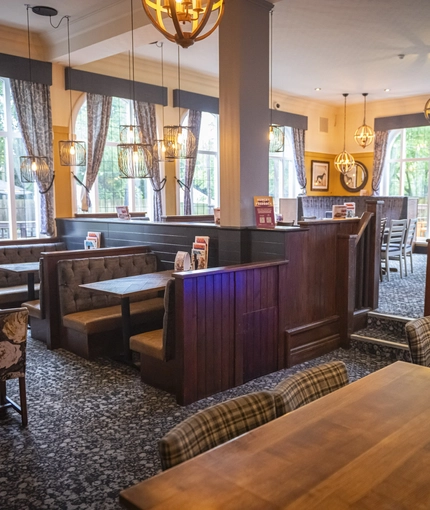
[120,361,430,509]
[0,261,40,301]
[80,270,173,362]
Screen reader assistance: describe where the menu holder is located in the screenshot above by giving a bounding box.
[174,251,191,271]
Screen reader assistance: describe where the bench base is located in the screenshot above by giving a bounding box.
[140,354,177,395]
[29,317,48,343]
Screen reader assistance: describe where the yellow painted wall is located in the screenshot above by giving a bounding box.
[53,126,73,218]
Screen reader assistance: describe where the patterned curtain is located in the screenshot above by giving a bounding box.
[183,109,202,215]
[81,93,112,211]
[292,128,306,194]
[10,79,55,236]
[372,130,389,196]
[134,101,163,221]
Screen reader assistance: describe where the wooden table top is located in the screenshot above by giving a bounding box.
[0,261,40,274]
[120,361,430,510]
[80,270,173,299]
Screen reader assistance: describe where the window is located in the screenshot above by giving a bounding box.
[178,112,219,215]
[382,126,430,241]
[0,78,38,239]
[74,97,152,217]
[269,127,298,213]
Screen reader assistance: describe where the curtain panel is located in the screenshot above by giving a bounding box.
[134,101,163,221]
[10,79,55,236]
[81,93,112,211]
[183,110,202,215]
[292,128,306,194]
[372,130,389,196]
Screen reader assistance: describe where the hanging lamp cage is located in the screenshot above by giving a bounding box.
[163,125,196,160]
[118,142,153,178]
[269,125,284,153]
[141,0,224,49]
[335,93,355,175]
[20,156,51,183]
[153,139,167,162]
[354,93,374,149]
[59,140,86,166]
[424,98,430,122]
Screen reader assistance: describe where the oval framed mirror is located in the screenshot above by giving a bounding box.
[340,161,368,193]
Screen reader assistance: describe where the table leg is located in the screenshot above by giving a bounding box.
[121,297,132,363]
[27,272,35,301]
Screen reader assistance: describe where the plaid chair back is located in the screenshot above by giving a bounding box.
[271,361,349,417]
[405,317,430,367]
[158,391,276,470]
[0,307,28,382]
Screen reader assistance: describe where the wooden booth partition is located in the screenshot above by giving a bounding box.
[173,260,288,405]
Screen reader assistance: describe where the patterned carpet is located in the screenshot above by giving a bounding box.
[377,253,426,318]
[1,336,394,510]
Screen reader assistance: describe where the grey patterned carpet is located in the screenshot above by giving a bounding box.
[377,253,426,318]
[1,335,394,510]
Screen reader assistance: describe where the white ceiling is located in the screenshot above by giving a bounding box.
[2,0,430,105]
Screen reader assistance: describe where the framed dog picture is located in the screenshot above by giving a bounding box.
[310,160,329,191]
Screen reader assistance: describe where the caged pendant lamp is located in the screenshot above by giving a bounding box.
[269,9,284,153]
[141,0,224,49]
[20,5,51,185]
[334,93,355,175]
[354,93,374,149]
[163,46,196,161]
[152,41,167,162]
[59,16,86,166]
[118,0,153,178]
[424,98,430,123]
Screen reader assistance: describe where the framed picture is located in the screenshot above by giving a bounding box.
[310,160,329,191]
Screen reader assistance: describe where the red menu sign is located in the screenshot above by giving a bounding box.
[254,196,275,229]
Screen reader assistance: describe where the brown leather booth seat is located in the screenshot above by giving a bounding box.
[0,242,65,307]
[57,253,164,359]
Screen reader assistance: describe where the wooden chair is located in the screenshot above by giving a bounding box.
[379,217,387,281]
[158,391,276,470]
[402,218,418,276]
[380,219,407,281]
[405,316,430,367]
[270,361,349,417]
[0,307,29,426]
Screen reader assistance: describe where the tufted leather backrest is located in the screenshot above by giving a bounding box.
[57,253,158,316]
[0,243,66,287]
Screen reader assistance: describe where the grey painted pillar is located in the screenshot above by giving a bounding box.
[219,0,273,227]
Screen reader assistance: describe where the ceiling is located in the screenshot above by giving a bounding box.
[2,0,430,105]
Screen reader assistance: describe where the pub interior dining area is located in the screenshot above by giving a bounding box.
[2,0,430,508]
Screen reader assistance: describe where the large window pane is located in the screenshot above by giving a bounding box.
[405,127,430,159]
[0,79,5,131]
[14,138,36,238]
[389,132,401,160]
[389,161,401,195]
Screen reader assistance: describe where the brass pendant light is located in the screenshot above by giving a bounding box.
[354,93,374,149]
[141,0,224,49]
[424,98,430,122]
[59,16,86,166]
[118,0,153,179]
[20,5,51,185]
[334,93,355,175]
[269,9,284,153]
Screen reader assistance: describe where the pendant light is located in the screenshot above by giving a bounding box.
[141,0,224,49]
[153,41,167,162]
[269,9,284,153]
[334,93,355,175]
[59,16,86,166]
[163,46,196,161]
[118,0,153,178]
[20,5,51,185]
[354,93,374,149]
[424,98,430,122]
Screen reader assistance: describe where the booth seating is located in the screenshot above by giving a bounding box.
[129,278,176,393]
[57,253,165,359]
[0,242,65,308]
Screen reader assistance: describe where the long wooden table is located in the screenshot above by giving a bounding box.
[120,361,430,509]
[80,270,173,362]
[0,261,40,301]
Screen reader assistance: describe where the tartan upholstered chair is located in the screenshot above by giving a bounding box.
[0,307,29,426]
[405,316,430,367]
[158,391,276,470]
[271,361,349,418]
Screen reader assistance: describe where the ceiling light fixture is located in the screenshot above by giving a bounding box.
[59,16,86,166]
[354,93,374,149]
[334,93,355,175]
[424,98,430,123]
[269,9,284,153]
[118,0,153,178]
[163,46,196,160]
[20,5,51,185]
[153,41,167,162]
[141,0,224,49]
